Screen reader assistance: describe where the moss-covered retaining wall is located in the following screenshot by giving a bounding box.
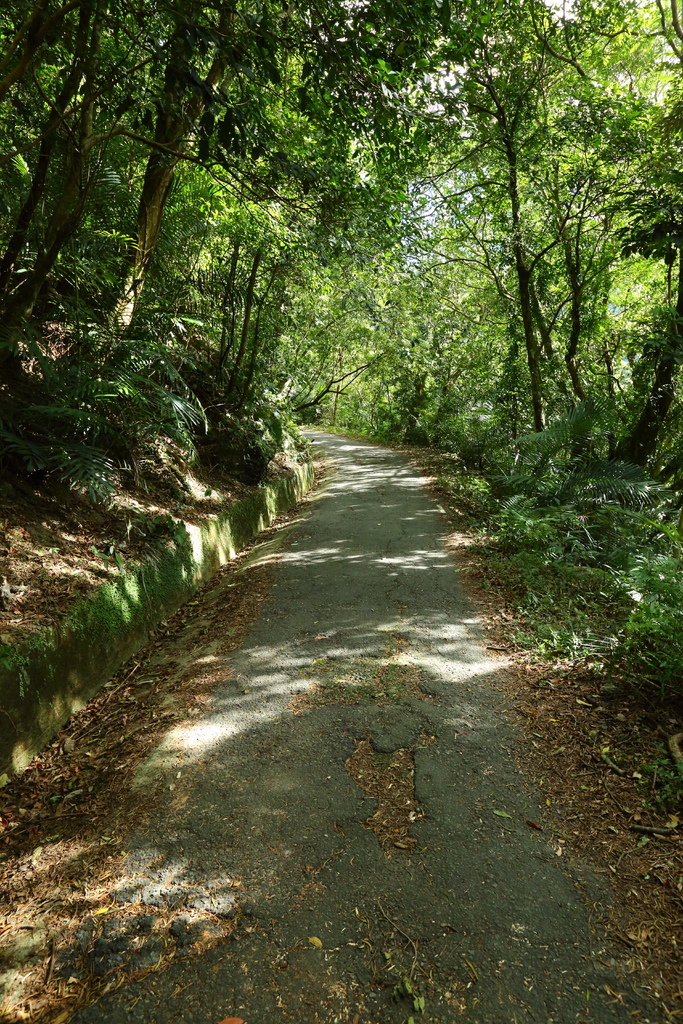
[0,462,314,779]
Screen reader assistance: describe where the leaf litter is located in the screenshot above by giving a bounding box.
[0,484,320,1024]
[345,736,432,853]
[0,446,304,649]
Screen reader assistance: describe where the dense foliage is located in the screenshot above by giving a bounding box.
[295,0,683,696]
[0,0,456,488]
[2,0,683,691]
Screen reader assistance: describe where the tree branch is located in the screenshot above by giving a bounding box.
[293,361,377,412]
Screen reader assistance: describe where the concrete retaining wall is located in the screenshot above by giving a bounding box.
[0,462,314,778]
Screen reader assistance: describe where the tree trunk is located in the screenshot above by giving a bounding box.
[0,61,82,300]
[235,265,277,414]
[226,249,261,398]
[0,0,101,328]
[529,281,554,359]
[562,239,586,402]
[116,11,232,326]
[115,156,177,326]
[620,248,682,465]
[502,133,545,431]
[0,0,81,104]
[217,239,241,381]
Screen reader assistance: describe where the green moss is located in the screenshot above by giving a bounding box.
[0,461,314,775]
[301,653,425,708]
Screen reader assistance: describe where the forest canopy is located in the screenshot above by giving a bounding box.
[2,0,682,483]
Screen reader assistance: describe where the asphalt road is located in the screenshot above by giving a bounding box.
[74,431,654,1024]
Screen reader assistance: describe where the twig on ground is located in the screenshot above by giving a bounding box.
[377,900,420,980]
[629,824,678,837]
[118,661,142,690]
[602,780,632,817]
[44,936,56,987]
[601,752,626,776]
[615,847,638,870]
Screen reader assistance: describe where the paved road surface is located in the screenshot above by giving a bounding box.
[75,431,653,1024]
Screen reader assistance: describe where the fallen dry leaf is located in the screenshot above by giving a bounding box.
[216,1018,245,1024]
[308,936,323,947]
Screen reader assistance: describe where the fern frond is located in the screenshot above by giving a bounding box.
[516,395,613,463]
[556,460,668,510]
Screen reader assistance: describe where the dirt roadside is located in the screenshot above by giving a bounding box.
[0,442,300,650]
[405,444,683,1018]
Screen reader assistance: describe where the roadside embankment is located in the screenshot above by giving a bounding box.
[0,461,314,778]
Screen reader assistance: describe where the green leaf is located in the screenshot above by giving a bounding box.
[493,810,512,818]
[12,153,29,178]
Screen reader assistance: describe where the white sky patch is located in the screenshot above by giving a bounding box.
[543,0,578,20]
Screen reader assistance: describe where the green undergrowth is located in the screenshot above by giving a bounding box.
[431,460,683,705]
[641,744,683,813]
[474,547,627,659]
[421,451,683,811]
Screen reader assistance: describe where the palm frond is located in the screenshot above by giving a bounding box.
[515,395,613,464]
[556,460,668,510]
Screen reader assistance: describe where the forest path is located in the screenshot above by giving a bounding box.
[76,431,649,1024]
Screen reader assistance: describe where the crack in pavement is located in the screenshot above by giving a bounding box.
[73,430,657,1024]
